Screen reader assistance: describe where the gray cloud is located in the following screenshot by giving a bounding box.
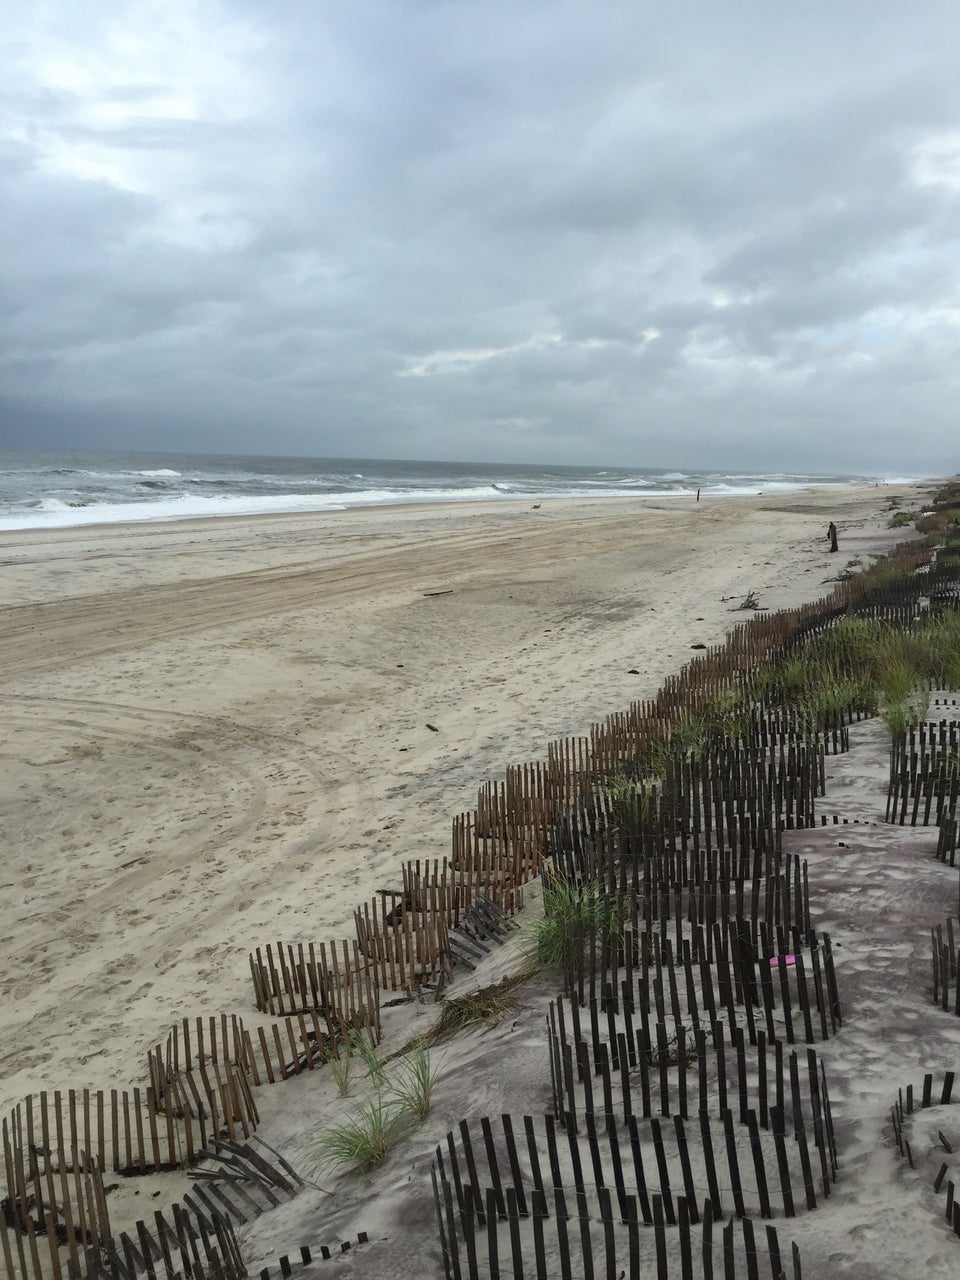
[1,1,959,471]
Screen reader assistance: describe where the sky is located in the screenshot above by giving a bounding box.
[1,2,959,472]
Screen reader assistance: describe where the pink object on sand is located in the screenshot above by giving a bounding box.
[769,954,796,967]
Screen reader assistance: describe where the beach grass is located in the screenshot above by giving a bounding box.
[326,1043,353,1096]
[533,868,623,972]
[390,1045,445,1120]
[308,1095,412,1176]
[350,1027,388,1086]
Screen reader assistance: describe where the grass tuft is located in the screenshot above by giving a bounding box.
[608,774,660,832]
[533,869,622,972]
[308,1095,411,1175]
[391,1046,445,1119]
[350,1027,387,1086]
[326,1042,353,1096]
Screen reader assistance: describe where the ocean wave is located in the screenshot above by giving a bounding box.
[0,463,917,533]
[0,484,508,530]
[0,484,700,531]
[705,479,852,494]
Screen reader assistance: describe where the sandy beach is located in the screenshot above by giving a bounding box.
[0,484,922,1115]
[0,481,938,1276]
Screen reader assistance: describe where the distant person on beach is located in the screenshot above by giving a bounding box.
[827,521,838,552]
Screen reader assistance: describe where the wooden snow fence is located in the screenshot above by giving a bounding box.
[929,560,960,608]
[760,709,855,752]
[397,858,521,972]
[451,791,546,908]
[453,732,818,903]
[79,1138,302,1280]
[255,1235,371,1278]
[673,743,820,843]
[248,939,380,1037]
[546,1009,838,1210]
[450,741,602,895]
[890,1071,957,1170]
[591,539,938,751]
[146,1016,259,1152]
[4,1086,202,1186]
[473,760,572,871]
[242,1007,349,1085]
[547,832,811,936]
[551,918,841,1049]
[83,1209,243,1280]
[448,558,941,921]
[183,1137,304,1229]
[931,918,960,1013]
[354,893,451,993]
[514,732,822,883]
[937,808,960,866]
[0,1125,111,1280]
[0,1104,266,1280]
[431,1115,804,1280]
[450,813,528,910]
[247,861,519,1059]
[445,894,520,972]
[600,743,819,857]
[886,721,960,826]
[725,713,849,763]
[889,1071,960,1242]
[399,857,520,927]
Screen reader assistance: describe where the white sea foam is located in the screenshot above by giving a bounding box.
[0,493,343,530]
[0,484,520,530]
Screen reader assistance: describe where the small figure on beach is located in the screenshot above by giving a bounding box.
[827,521,839,553]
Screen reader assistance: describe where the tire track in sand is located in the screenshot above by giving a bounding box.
[0,508,731,679]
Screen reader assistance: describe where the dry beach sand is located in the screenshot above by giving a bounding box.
[0,480,948,1276]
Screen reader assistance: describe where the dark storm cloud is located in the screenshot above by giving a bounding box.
[1,1,959,470]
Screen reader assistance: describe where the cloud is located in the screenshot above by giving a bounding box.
[1,1,959,471]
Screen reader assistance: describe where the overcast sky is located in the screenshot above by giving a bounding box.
[2,2,959,471]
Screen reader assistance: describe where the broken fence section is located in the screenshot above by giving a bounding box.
[256,1234,371,1278]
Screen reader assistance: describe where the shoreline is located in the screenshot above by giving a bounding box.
[0,474,936,538]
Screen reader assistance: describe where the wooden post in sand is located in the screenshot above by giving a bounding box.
[828,521,838,553]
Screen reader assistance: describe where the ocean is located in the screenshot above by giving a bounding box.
[0,446,918,532]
